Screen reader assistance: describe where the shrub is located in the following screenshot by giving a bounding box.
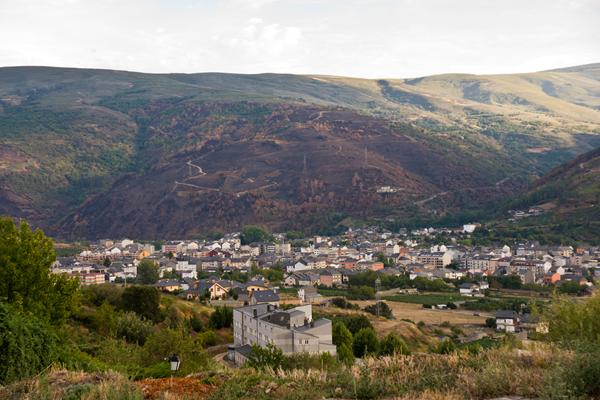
[434,338,456,354]
[332,322,353,348]
[363,302,393,319]
[209,306,233,329]
[121,286,160,322]
[379,332,410,356]
[348,286,376,300]
[353,328,379,358]
[115,312,153,345]
[331,297,359,310]
[198,330,218,347]
[334,315,373,335]
[0,303,61,384]
[337,343,355,366]
[247,344,284,370]
[189,313,205,332]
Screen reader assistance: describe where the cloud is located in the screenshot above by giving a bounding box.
[0,0,597,77]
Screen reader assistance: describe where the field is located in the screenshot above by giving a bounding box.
[383,293,465,306]
[352,300,490,327]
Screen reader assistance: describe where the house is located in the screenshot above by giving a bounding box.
[319,269,342,288]
[495,310,520,333]
[520,313,549,334]
[416,252,451,268]
[232,304,335,365]
[249,289,280,306]
[286,260,312,273]
[459,282,483,297]
[298,286,322,303]
[209,280,242,299]
[156,280,183,292]
[77,272,106,286]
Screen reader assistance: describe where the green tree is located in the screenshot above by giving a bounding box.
[0,303,61,384]
[137,259,159,284]
[93,301,118,337]
[121,286,160,322]
[209,306,233,329]
[352,327,379,357]
[434,338,456,354]
[0,217,79,324]
[379,332,410,356]
[240,225,271,245]
[247,344,284,370]
[363,302,393,319]
[332,322,353,348]
[337,343,355,366]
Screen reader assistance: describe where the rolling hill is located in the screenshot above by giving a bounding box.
[0,64,599,238]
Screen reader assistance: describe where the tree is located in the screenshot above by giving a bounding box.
[209,306,233,329]
[332,322,353,348]
[348,285,376,300]
[0,303,61,384]
[93,301,118,337]
[137,259,160,284]
[121,286,160,321]
[247,344,284,370]
[337,343,354,366]
[434,338,456,354]
[363,302,393,319]
[0,217,79,324]
[240,225,271,245]
[379,332,410,356]
[352,327,379,357]
[103,257,111,267]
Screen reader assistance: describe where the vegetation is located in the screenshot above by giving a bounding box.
[136,259,159,284]
[0,217,79,324]
[240,225,272,245]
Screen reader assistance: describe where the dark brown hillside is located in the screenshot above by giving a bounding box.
[58,102,506,238]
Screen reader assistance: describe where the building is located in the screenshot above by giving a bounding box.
[232,304,335,365]
[495,310,520,333]
[77,272,106,286]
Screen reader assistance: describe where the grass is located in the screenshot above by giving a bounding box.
[2,344,577,400]
[383,293,464,306]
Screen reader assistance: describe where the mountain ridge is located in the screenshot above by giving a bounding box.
[0,64,599,238]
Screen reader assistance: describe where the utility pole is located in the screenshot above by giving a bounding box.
[364,146,368,167]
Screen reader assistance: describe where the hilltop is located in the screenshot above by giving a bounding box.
[0,64,599,238]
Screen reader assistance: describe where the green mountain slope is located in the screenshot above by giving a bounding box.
[0,65,599,238]
[475,146,600,244]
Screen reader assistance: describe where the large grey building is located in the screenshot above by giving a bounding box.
[232,303,336,364]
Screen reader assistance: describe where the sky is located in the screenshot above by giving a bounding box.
[1,0,599,78]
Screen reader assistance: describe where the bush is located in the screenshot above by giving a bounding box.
[337,343,355,366]
[0,303,61,384]
[115,312,153,345]
[379,332,410,356]
[363,302,393,319]
[433,338,456,354]
[121,286,160,322]
[209,306,233,329]
[348,286,376,300]
[332,322,353,348]
[198,330,218,347]
[485,317,497,328]
[567,346,600,398]
[333,315,373,335]
[353,328,379,358]
[330,297,359,310]
[247,344,284,370]
[189,313,205,332]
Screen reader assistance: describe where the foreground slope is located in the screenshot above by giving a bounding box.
[0,65,599,238]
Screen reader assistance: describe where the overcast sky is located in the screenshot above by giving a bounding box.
[1,0,599,78]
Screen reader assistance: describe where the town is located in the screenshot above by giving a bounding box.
[52,224,599,363]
